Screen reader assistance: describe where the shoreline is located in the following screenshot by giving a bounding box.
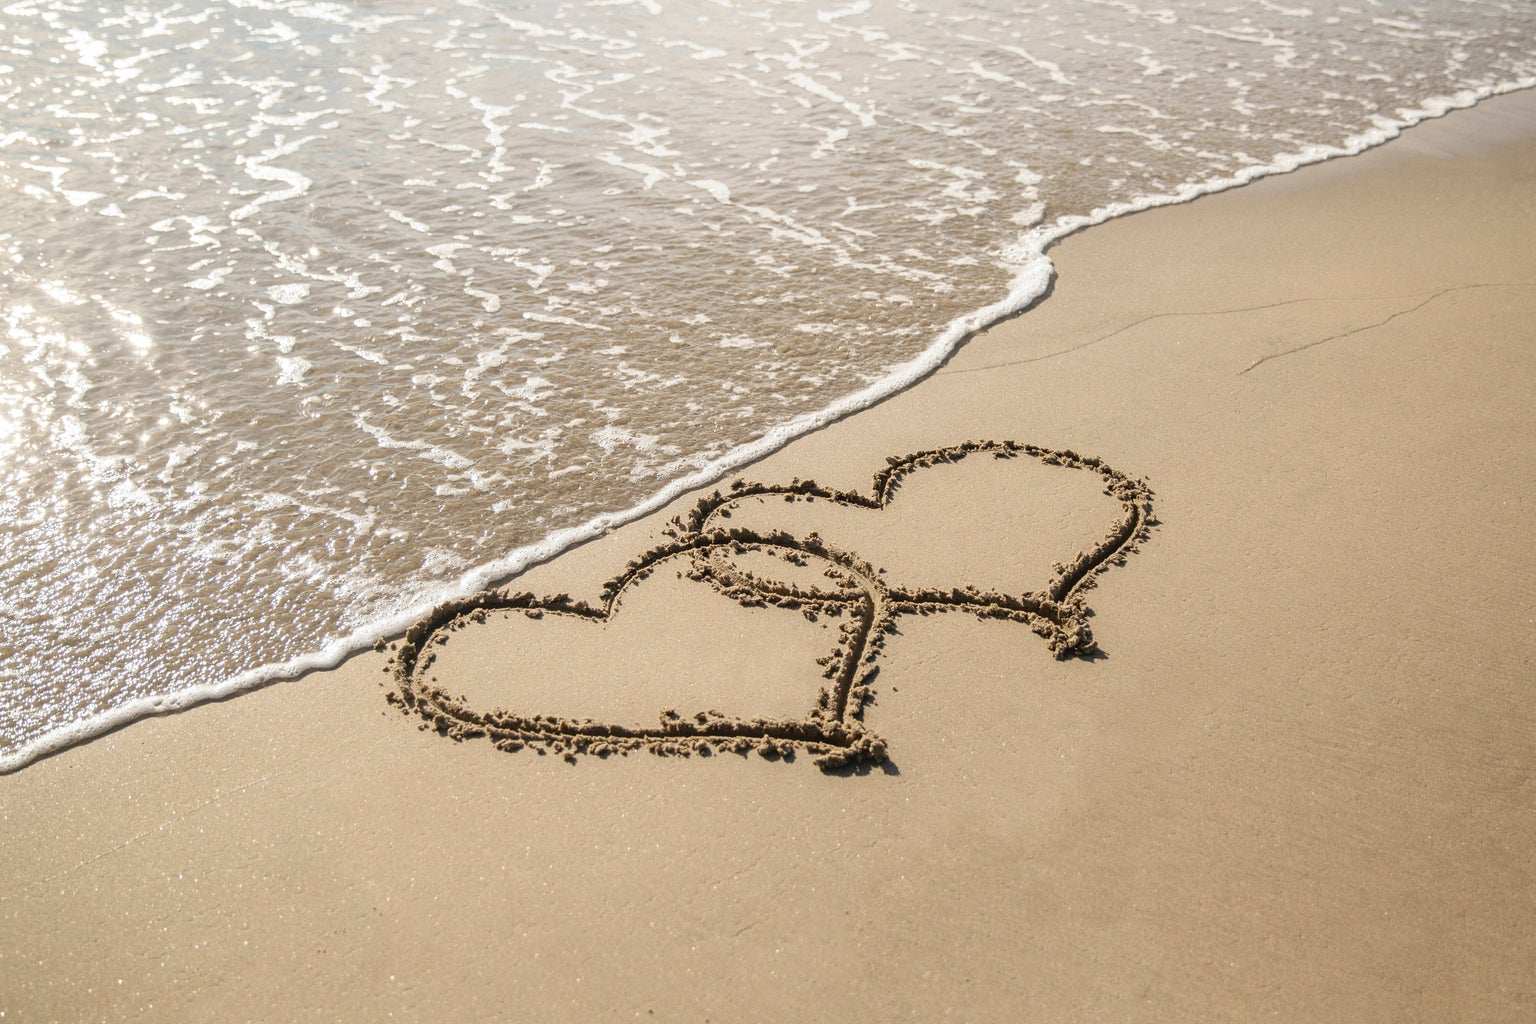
[4,89,1536,1019]
[6,80,1534,776]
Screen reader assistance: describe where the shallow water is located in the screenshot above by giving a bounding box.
[2,0,1533,768]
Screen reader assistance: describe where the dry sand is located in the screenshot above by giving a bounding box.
[3,89,1535,1021]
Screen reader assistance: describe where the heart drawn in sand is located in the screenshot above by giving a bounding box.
[387,532,895,770]
[678,440,1155,659]
[384,440,1154,771]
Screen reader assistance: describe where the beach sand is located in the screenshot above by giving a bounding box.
[4,89,1534,1021]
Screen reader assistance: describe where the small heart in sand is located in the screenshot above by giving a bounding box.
[674,441,1154,659]
[386,533,893,770]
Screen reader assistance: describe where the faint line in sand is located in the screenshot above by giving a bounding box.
[1238,281,1536,374]
[937,282,1536,378]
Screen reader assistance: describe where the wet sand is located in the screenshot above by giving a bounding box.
[3,89,1535,1021]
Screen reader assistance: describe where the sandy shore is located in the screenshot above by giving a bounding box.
[5,89,1535,1021]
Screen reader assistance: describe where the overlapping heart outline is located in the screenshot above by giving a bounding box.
[384,440,1154,771]
[387,533,895,769]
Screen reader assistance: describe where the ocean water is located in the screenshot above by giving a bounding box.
[2,0,1533,770]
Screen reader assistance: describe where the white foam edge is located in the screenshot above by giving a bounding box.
[5,78,1533,775]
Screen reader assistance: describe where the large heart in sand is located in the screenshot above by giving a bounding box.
[386,532,894,770]
[384,441,1154,771]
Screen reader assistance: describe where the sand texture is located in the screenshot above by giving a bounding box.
[4,91,1535,1021]
[385,441,1153,770]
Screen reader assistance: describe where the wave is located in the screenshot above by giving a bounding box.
[5,78,1531,775]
